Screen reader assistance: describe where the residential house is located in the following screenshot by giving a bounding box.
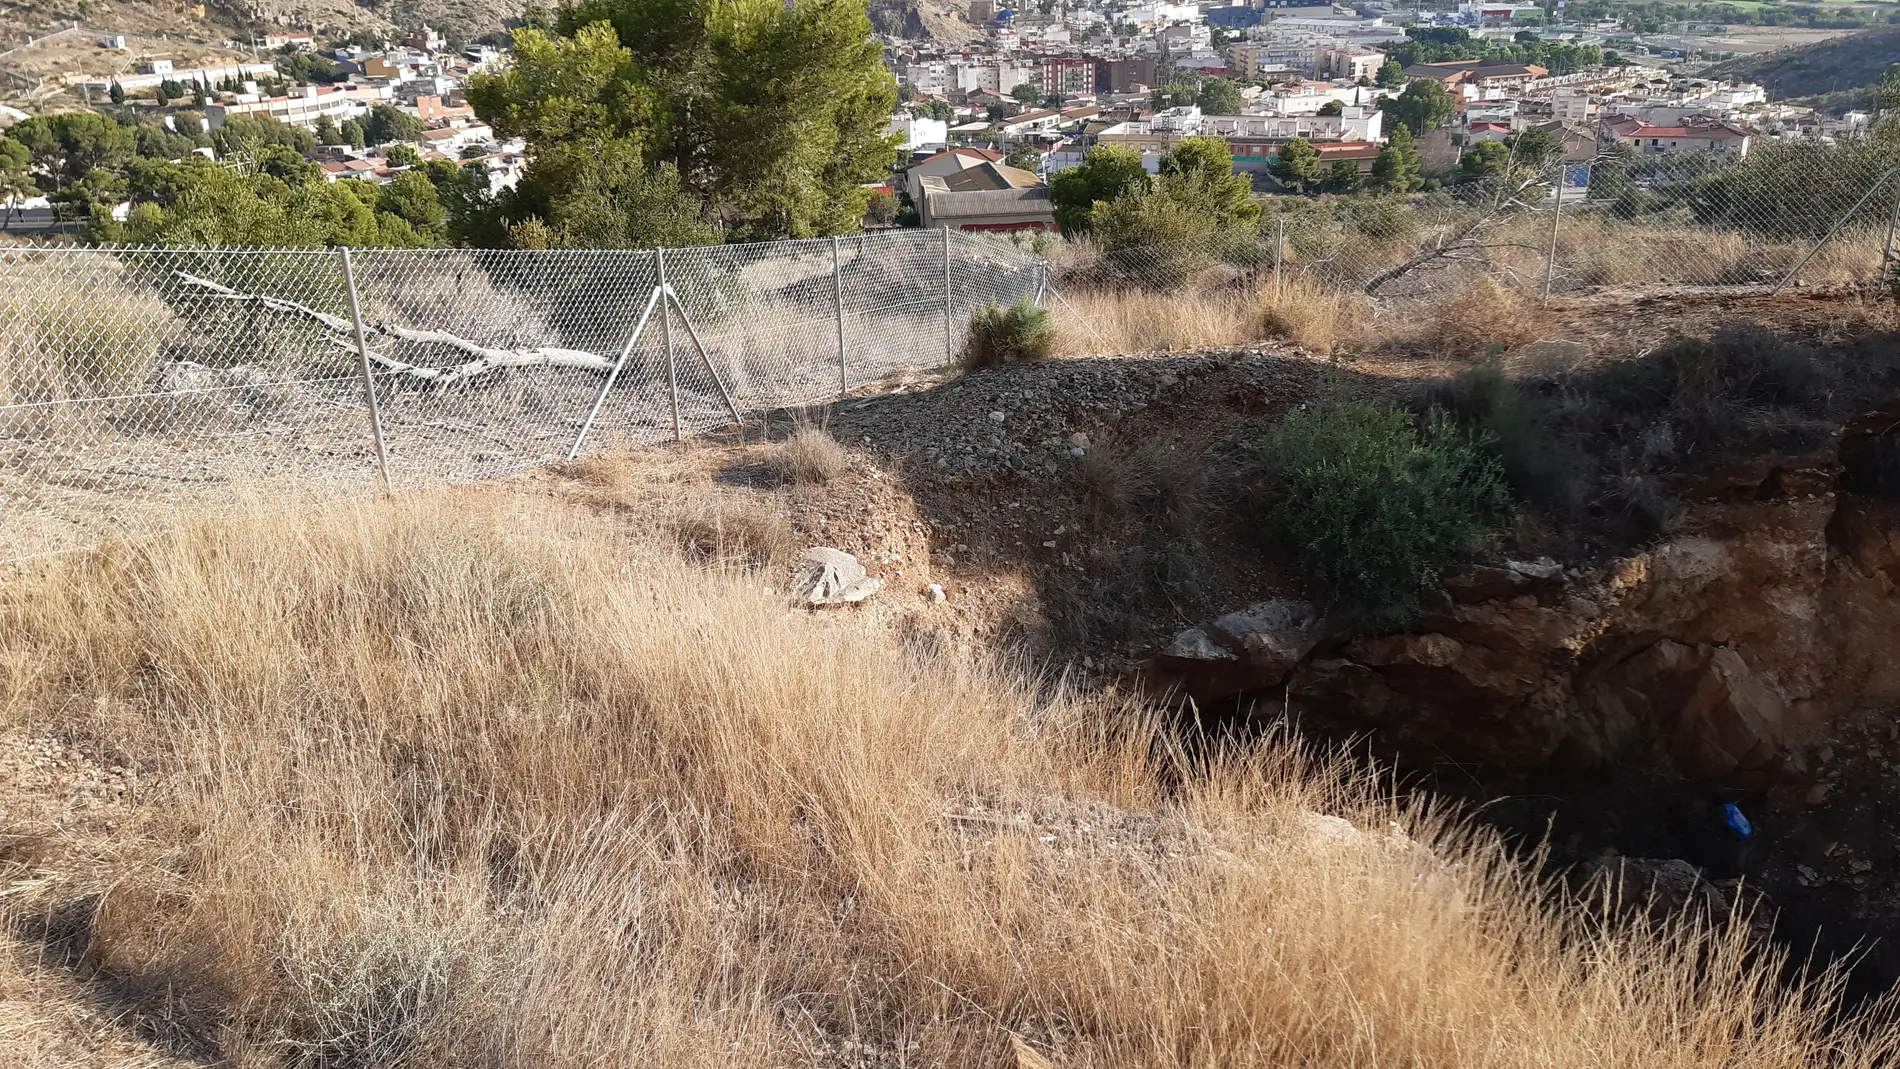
[888,115,950,152]
[1323,47,1384,81]
[996,108,1064,137]
[1401,59,1547,90]
[1603,115,1751,157]
[904,146,1007,206]
[1552,86,1593,124]
[916,161,1053,232]
[1534,120,1599,162]
[207,85,370,130]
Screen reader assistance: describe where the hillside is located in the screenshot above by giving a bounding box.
[868,0,985,44]
[1704,23,1900,99]
[0,0,519,58]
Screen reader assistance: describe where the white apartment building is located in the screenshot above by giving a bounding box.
[1203,105,1381,141]
[1552,87,1592,123]
[1322,46,1384,81]
[1120,4,1202,27]
[1226,39,1319,77]
[84,61,277,92]
[206,85,384,130]
[1159,23,1212,51]
[886,114,950,152]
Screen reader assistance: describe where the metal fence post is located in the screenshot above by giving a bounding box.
[941,225,954,366]
[1777,164,1900,294]
[338,247,391,493]
[1274,215,1286,288]
[1543,169,1565,304]
[1883,179,1900,284]
[658,246,681,442]
[833,234,847,398]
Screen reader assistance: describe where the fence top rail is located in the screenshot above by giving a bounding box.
[0,228,969,260]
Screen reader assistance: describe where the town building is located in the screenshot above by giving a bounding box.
[1603,115,1752,156]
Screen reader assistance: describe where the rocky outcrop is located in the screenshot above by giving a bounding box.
[1142,448,1900,788]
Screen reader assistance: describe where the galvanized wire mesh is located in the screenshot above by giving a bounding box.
[0,230,1042,561]
[1041,144,1899,336]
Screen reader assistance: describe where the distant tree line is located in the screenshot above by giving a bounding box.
[0,111,488,246]
[1382,28,1604,75]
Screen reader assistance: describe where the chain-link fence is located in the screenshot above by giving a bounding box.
[1038,137,1900,321]
[7,144,1893,561]
[0,229,1040,561]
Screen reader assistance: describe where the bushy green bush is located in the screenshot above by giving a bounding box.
[1422,359,1579,510]
[1263,403,1511,625]
[962,299,1054,369]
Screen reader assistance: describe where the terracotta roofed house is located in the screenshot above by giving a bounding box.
[1604,115,1751,157]
[1401,59,1548,89]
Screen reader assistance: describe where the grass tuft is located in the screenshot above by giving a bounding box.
[963,299,1055,369]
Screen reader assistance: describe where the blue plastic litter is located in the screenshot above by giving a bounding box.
[1723,803,1753,839]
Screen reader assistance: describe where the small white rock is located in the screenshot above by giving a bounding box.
[926,583,947,603]
[988,411,1006,423]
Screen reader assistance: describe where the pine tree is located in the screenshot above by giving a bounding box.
[1270,137,1324,193]
[1370,124,1421,193]
[467,0,900,243]
[108,81,125,105]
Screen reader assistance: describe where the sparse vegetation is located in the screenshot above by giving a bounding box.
[777,421,850,485]
[1406,276,1553,360]
[1429,325,1900,555]
[6,488,1900,1067]
[963,298,1055,368]
[0,265,177,404]
[1254,278,1375,355]
[1262,403,1512,624]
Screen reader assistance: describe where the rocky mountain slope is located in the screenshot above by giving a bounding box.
[1705,25,1900,100]
[868,0,984,44]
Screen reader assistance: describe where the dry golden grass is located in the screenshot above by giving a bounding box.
[1051,288,1252,356]
[1393,275,1559,361]
[777,422,850,485]
[1053,281,1372,358]
[2,486,1898,1067]
[1254,277,1375,355]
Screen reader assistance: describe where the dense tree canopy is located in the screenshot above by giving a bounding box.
[104,153,485,247]
[362,104,426,147]
[1383,79,1457,136]
[1369,124,1422,193]
[1269,137,1324,193]
[1048,144,1149,234]
[1196,77,1243,116]
[1458,140,1514,183]
[1,111,488,247]
[468,0,899,246]
[1380,27,1604,74]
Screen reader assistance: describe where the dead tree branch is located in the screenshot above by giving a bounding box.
[175,272,617,384]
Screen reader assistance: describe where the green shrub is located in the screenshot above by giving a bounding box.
[1263,403,1511,626]
[1421,359,1580,511]
[962,299,1054,369]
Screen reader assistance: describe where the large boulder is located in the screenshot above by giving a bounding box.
[792,548,883,607]
[1672,646,1787,782]
[1146,599,1322,703]
[1208,598,1324,675]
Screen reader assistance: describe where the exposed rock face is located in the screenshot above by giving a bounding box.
[1143,446,1900,788]
[1152,599,1321,704]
